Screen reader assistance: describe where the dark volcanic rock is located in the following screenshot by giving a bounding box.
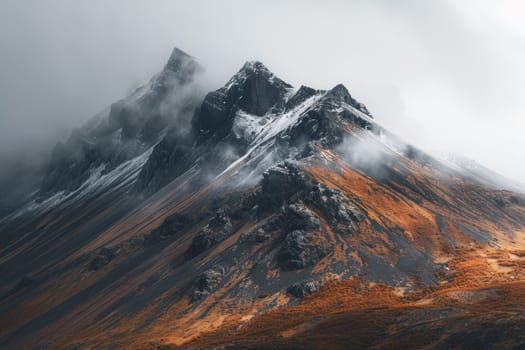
[40,47,202,197]
[88,236,145,272]
[186,208,233,259]
[282,203,321,231]
[510,195,525,206]
[277,203,330,270]
[322,84,372,117]
[192,61,292,140]
[191,267,226,301]
[135,133,195,194]
[286,108,345,149]
[278,229,330,270]
[89,247,116,271]
[143,213,195,247]
[286,279,324,297]
[258,162,313,212]
[235,62,291,116]
[308,183,365,233]
[285,85,320,111]
[257,162,365,235]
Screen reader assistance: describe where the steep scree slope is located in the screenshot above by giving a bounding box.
[0,48,524,350]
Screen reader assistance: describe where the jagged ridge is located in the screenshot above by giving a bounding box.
[0,47,524,350]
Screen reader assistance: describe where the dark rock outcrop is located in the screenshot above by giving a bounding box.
[192,61,292,140]
[282,203,321,232]
[191,267,226,301]
[40,48,202,197]
[510,195,525,206]
[286,279,324,297]
[276,203,330,270]
[87,236,144,272]
[258,162,313,212]
[322,84,372,117]
[278,229,330,270]
[257,162,365,234]
[135,133,195,194]
[186,208,233,259]
[143,213,195,247]
[89,247,116,271]
[308,183,365,234]
[285,85,320,111]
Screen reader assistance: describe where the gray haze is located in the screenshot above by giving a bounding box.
[1,0,524,182]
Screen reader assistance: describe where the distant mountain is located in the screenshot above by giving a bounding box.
[0,48,524,350]
[434,151,525,194]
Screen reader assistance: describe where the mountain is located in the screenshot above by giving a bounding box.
[434,152,525,194]
[0,47,524,350]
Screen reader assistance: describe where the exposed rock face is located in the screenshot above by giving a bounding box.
[186,208,233,259]
[39,48,202,197]
[258,162,312,212]
[257,162,364,228]
[192,61,292,141]
[282,203,321,231]
[87,237,144,271]
[163,48,202,85]
[276,203,330,270]
[308,183,365,234]
[89,247,116,272]
[286,279,324,297]
[135,132,195,194]
[285,85,319,111]
[278,229,330,270]
[143,213,195,247]
[322,83,372,116]
[510,194,525,206]
[191,267,225,301]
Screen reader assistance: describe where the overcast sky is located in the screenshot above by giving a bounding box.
[0,0,524,181]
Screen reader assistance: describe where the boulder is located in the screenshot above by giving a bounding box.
[277,229,330,270]
[286,280,324,297]
[186,208,233,259]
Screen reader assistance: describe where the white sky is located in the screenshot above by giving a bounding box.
[0,0,524,182]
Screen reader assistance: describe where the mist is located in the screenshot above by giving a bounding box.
[1,0,524,182]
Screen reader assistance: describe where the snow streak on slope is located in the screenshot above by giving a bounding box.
[2,146,155,222]
[218,93,324,179]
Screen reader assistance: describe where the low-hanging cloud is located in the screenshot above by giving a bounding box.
[0,0,524,183]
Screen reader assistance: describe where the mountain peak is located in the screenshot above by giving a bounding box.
[225,60,291,91]
[165,47,195,69]
[162,47,202,83]
[324,84,352,103]
[240,60,271,74]
[323,83,372,117]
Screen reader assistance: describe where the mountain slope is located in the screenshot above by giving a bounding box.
[0,47,524,350]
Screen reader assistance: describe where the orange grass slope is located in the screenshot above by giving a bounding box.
[184,245,525,349]
[2,53,525,350]
[179,148,525,349]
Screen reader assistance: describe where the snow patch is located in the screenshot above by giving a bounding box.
[4,146,155,221]
[217,93,324,178]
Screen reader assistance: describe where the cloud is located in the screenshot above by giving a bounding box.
[0,0,523,182]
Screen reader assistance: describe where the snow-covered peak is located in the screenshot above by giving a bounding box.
[322,84,372,117]
[224,60,292,92]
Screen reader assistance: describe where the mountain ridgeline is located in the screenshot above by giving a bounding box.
[0,47,524,350]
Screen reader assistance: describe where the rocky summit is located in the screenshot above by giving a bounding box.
[1,47,525,349]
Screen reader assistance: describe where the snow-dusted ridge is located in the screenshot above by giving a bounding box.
[217,92,324,178]
[2,145,155,222]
